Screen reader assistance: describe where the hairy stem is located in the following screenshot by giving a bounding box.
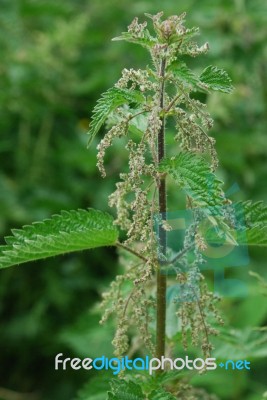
[116,242,148,263]
[156,55,167,361]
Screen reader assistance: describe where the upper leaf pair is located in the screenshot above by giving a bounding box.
[169,62,234,93]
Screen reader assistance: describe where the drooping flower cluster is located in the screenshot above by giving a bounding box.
[100,250,156,356]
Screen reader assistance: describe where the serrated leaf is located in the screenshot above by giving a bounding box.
[168,61,199,88]
[206,201,267,247]
[200,201,267,247]
[109,380,144,400]
[234,201,267,246]
[241,200,267,226]
[161,154,267,248]
[87,88,144,146]
[160,152,225,208]
[0,209,119,269]
[199,65,234,93]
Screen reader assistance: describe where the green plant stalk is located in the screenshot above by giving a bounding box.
[156,55,167,361]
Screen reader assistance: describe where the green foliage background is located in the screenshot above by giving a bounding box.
[0,0,266,399]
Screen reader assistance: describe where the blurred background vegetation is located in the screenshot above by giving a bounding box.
[0,0,266,399]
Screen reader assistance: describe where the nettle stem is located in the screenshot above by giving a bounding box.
[156,55,167,361]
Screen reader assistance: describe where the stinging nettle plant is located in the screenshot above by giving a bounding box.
[1,11,267,399]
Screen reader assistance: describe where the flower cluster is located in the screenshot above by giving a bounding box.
[97,120,129,177]
[127,17,148,39]
[176,281,224,358]
[100,250,156,357]
[115,68,155,92]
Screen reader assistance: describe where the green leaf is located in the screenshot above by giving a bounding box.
[168,61,199,88]
[199,65,234,93]
[128,111,148,136]
[160,152,225,208]
[235,201,267,246]
[0,209,119,269]
[87,88,145,146]
[210,201,267,247]
[108,380,144,400]
[112,31,156,49]
[149,389,177,400]
[242,200,267,225]
[160,154,267,247]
